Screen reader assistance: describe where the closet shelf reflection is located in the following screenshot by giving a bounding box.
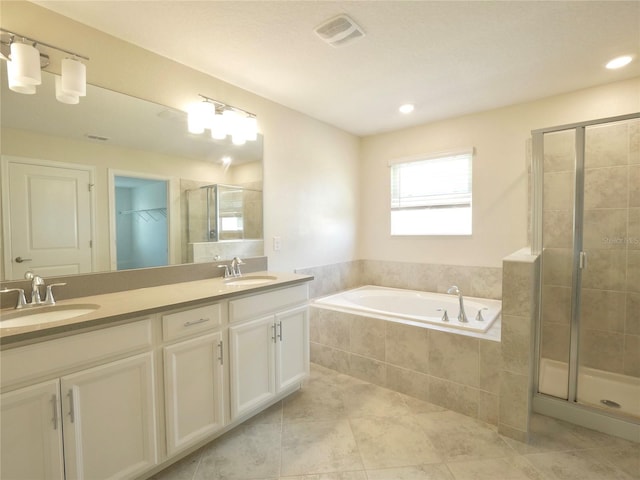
[118,207,167,222]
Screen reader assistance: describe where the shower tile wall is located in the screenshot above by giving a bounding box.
[541,119,640,379]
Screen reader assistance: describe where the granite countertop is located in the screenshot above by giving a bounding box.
[0,271,313,346]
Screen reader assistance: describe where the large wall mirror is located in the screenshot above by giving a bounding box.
[1,68,263,281]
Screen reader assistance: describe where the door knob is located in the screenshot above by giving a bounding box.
[15,256,32,263]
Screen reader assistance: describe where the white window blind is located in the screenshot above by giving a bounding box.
[390,149,473,235]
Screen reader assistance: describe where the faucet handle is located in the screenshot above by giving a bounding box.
[1,288,27,309]
[43,283,67,306]
[437,308,449,322]
[231,257,245,276]
[475,307,488,322]
[218,264,231,278]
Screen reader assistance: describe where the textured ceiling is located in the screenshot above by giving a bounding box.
[33,1,640,136]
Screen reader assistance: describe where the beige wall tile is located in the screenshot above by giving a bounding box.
[579,329,624,374]
[581,249,627,291]
[470,267,503,300]
[630,165,640,207]
[584,166,628,209]
[542,248,573,287]
[436,265,472,296]
[499,371,529,430]
[544,171,575,211]
[479,339,501,394]
[428,377,479,418]
[498,423,529,443]
[502,315,533,376]
[385,365,430,401]
[385,322,429,374]
[541,322,570,363]
[585,121,630,167]
[349,354,386,386]
[623,334,640,378]
[630,119,640,164]
[477,391,499,426]
[543,210,573,248]
[583,208,628,250]
[428,331,480,387]
[542,285,571,325]
[350,316,386,361]
[310,308,352,350]
[544,130,575,173]
[310,343,350,375]
[628,208,640,250]
[626,293,640,335]
[580,289,626,333]
[503,261,534,317]
[627,251,640,294]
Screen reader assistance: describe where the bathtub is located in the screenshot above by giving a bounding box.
[312,285,501,334]
[539,358,640,418]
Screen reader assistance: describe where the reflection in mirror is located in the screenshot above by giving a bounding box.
[1,68,263,281]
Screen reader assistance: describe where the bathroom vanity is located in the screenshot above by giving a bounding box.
[0,272,311,480]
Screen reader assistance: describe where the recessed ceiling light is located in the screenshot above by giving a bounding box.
[606,55,633,70]
[399,104,415,114]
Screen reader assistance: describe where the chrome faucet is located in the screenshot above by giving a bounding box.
[231,257,245,277]
[25,271,45,305]
[447,285,468,323]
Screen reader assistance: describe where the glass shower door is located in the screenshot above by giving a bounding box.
[538,128,576,400]
[576,118,639,416]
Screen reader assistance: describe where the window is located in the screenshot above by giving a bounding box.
[390,149,473,236]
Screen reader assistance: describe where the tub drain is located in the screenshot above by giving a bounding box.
[600,399,621,409]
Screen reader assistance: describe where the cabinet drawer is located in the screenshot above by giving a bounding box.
[162,303,222,341]
[1,318,152,389]
[230,284,308,323]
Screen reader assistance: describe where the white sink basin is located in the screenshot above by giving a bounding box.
[0,304,100,329]
[224,275,278,286]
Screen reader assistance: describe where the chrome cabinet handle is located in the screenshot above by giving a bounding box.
[277,321,283,341]
[271,324,277,343]
[51,394,58,430]
[15,256,32,263]
[218,341,224,365]
[579,251,588,269]
[68,389,75,423]
[184,318,209,327]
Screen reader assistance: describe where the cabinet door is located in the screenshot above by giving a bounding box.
[0,379,64,480]
[61,352,157,480]
[229,315,276,419]
[164,331,226,456]
[275,305,309,392]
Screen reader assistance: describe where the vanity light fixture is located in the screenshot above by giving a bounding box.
[606,55,633,70]
[1,28,89,103]
[187,94,258,145]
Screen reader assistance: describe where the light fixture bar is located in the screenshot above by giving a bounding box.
[0,28,90,61]
[197,93,256,118]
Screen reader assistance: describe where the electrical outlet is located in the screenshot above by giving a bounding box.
[273,236,281,251]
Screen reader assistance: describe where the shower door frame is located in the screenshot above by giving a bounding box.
[531,112,640,441]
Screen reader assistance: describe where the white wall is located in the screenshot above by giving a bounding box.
[1,1,361,273]
[359,78,640,267]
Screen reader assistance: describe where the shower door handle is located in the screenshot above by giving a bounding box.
[579,251,587,269]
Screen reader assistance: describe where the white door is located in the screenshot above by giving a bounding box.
[163,331,226,455]
[0,379,65,480]
[229,315,276,419]
[61,352,157,480]
[275,306,309,392]
[3,158,93,279]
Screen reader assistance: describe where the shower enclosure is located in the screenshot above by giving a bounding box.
[532,113,639,441]
[187,184,262,243]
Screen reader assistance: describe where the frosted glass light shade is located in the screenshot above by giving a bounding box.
[222,109,239,136]
[9,42,41,85]
[55,75,79,104]
[211,111,227,139]
[7,60,37,94]
[61,58,86,96]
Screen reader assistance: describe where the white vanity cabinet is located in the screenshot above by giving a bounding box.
[0,318,157,480]
[161,303,227,456]
[228,285,309,419]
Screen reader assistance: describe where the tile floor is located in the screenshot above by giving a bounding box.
[152,364,639,480]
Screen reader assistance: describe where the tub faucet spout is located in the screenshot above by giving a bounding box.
[447,285,468,323]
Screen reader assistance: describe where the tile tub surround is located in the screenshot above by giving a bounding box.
[297,259,502,300]
[309,307,502,426]
[151,364,639,480]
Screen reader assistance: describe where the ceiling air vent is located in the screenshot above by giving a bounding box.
[314,14,365,47]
